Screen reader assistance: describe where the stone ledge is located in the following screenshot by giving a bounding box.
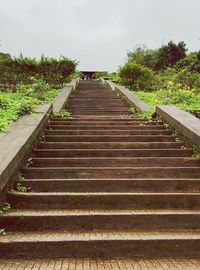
[106,80,116,91]
[53,78,79,112]
[102,79,150,112]
[115,85,151,112]
[156,105,200,146]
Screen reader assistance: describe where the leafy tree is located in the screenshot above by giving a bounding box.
[127,47,158,70]
[155,41,187,70]
[176,51,200,73]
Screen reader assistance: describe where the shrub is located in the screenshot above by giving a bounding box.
[119,61,156,91]
[175,68,200,92]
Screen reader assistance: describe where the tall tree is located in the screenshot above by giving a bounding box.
[155,41,187,70]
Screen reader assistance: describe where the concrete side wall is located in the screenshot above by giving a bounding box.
[103,79,150,112]
[53,78,80,112]
[0,104,52,192]
[156,105,200,146]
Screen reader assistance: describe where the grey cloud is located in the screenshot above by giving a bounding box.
[0,0,199,71]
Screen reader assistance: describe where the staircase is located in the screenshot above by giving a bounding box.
[1,80,200,260]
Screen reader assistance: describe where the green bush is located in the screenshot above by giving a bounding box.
[175,69,200,92]
[176,51,200,73]
[119,61,156,91]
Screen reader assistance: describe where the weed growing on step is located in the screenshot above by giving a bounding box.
[26,157,33,168]
[54,110,72,118]
[0,202,11,214]
[0,228,6,236]
[0,202,11,235]
[16,182,30,193]
[13,174,31,193]
[128,107,136,113]
[38,134,46,143]
[139,111,153,120]
[18,174,25,182]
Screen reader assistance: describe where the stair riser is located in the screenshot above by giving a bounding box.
[37,142,182,149]
[69,105,129,109]
[68,104,128,107]
[2,240,199,259]
[70,97,121,100]
[45,130,172,136]
[8,194,200,209]
[47,125,166,130]
[1,215,200,231]
[44,136,175,143]
[52,118,150,121]
[23,168,200,179]
[50,121,159,125]
[33,149,193,158]
[69,111,132,115]
[24,180,200,193]
[31,158,200,168]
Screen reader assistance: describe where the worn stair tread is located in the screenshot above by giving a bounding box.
[31,157,198,161]
[33,148,193,157]
[23,166,200,169]
[4,209,200,216]
[24,177,200,180]
[8,191,200,196]
[1,229,200,242]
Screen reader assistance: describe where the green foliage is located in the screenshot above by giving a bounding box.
[134,89,200,112]
[119,61,156,90]
[0,229,6,236]
[0,202,11,214]
[127,47,158,69]
[54,110,72,118]
[95,72,109,79]
[176,51,200,73]
[155,41,187,70]
[0,79,61,131]
[0,52,78,91]
[15,182,30,192]
[175,68,200,92]
[0,92,37,131]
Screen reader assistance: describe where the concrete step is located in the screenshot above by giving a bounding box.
[22,167,200,179]
[37,142,183,149]
[33,149,193,158]
[30,157,200,168]
[69,111,132,115]
[50,119,159,125]
[23,179,200,193]
[7,191,200,209]
[44,135,176,143]
[44,129,172,136]
[51,117,156,122]
[1,210,200,231]
[69,105,129,109]
[47,125,166,130]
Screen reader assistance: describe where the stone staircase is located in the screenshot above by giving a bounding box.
[0,80,200,259]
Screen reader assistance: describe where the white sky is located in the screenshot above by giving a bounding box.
[0,0,200,71]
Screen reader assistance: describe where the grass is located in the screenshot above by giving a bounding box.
[134,89,200,113]
[0,88,61,131]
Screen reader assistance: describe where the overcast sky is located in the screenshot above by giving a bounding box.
[0,0,199,71]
